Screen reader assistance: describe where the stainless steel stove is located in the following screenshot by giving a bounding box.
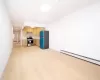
[27,37,33,47]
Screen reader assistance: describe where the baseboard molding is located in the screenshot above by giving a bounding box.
[60,50,100,66]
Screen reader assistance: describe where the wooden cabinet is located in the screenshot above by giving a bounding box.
[23,26,45,36]
[33,39,36,45]
[32,39,40,46]
[23,26,33,33]
[32,28,37,36]
[32,27,45,46]
[32,27,45,36]
[36,39,40,46]
[22,26,45,47]
[36,27,45,36]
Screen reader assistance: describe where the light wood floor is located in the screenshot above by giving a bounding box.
[2,46,100,80]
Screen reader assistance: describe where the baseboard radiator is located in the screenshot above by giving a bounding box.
[60,50,100,66]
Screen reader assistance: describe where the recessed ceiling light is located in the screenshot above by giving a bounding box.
[40,4,52,12]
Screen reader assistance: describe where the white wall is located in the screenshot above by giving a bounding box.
[0,2,12,78]
[47,2,100,61]
[23,21,46,28]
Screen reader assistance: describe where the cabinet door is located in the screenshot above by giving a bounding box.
[32,28,35,36]
[33,28,37,36]
[36,27,45,36]
[36,39,40,46]
[27,27,33,32]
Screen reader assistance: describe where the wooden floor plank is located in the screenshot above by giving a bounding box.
[2,46,100,80]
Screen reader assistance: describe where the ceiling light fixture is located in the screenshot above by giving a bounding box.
[40,4,52,12]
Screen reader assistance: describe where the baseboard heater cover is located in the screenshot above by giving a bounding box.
[60,50,100,66]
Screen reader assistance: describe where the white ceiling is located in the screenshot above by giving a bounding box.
[5,0,100,27]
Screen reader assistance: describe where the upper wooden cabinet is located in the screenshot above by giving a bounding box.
[36,27,45,36]
[23,26,45,37]
[22,26,45,46]
[23,26,33,33]
[32,27,37,36]
[32,27,45,36]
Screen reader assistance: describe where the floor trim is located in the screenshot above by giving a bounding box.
[60,50,100,66]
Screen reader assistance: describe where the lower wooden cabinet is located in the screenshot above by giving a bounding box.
[33,39,40,46]
[36,39,40,46]
[33,39,36,45]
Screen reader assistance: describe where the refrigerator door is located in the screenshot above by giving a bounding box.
[40,31,44,38]
[40,31,44,49]
[40,38,44,49]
